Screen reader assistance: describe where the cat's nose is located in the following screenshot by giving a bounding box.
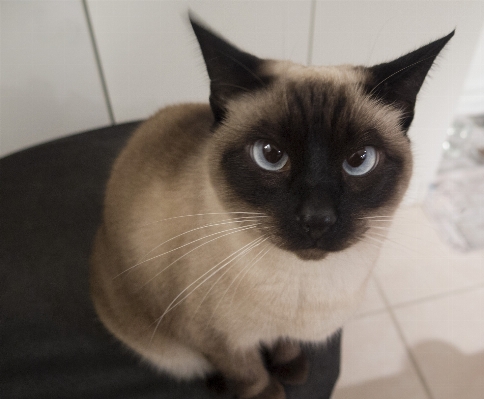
[296,203,337,240]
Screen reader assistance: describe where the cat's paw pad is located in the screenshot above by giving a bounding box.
[268,351,309,386]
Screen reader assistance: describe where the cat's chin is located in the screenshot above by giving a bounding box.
[293,248,329,261]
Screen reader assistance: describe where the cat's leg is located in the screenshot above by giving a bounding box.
[266,339,309,385]
[203,345,285,399]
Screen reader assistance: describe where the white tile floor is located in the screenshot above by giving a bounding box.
[332,206,484,399]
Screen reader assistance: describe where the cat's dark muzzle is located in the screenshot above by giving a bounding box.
[277,216,362,261]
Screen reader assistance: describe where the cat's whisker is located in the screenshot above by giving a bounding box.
[369,54,441,98]
[368,214,437,230]
[365,16,397,65]
[359,238,384,251]
[139,212,267,228]
[366,231,426,256]
[367,225,439,245]
[228,245,273,312]
[208,237,271,318]
[211,82,252,93]
[367,225,397,231]
[191,236,268,322]
[137,224,262,289]
[360,213,435,229]
[362,221,395,226]
[363,234,386,246]
[114,223,262,279]
[358,215,394,219]
[136,216,267,263]
[149,236,266,343]
[220,242,272,322]
[363,220,396,225]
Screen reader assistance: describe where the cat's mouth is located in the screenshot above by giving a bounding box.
[293,227,368,261]
[264,216,366,261]
[294,248,329,261]
[293,237,357,261]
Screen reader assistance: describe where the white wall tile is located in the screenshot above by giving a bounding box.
[0,0,110,157]
[87,0,312,123]
[312,1,484,203]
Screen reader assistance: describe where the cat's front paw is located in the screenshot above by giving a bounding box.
[266,340,309,385]
[268,350,309,385]
[244,377,285,399]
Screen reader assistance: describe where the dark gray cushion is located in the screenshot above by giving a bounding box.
[0,122,341,399]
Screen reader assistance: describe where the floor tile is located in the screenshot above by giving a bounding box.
[354,277,387,317]
[394,286,484,399]
[374,206,484,306]
[333,311,429,399]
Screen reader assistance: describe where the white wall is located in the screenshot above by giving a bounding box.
[0,0,110,156]
[457,18,484,116]
[86,0,312,123]
[1,0,483,203]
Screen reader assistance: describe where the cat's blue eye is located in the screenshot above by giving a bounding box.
[343,146,379,176]
[250,140,289,171]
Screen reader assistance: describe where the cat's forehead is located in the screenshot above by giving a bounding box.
[224,61,404,149]
[265,60,366,85]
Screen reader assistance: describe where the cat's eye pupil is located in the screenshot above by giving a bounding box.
[262,142,283,164]
[347,149,367,167]
[251,139,289,171]
[342,146,378,177]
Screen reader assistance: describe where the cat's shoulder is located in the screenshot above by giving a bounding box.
[114,103,214,176]
[141,102,214,142]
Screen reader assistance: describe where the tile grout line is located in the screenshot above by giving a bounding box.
[353,276,484,321]
[373,275,436,399]
[388,281,484,312]
[306,0,317,66]
[353,306,389,320]
[81,0,115,125]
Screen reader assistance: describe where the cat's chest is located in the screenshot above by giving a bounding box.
[227,243,377,346]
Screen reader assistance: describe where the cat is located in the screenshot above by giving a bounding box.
[90,14,453,399]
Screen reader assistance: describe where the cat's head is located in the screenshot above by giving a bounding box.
[191,15,453,260]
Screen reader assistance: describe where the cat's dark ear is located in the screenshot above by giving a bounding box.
[189,13,270,123]
[368,30,454,131]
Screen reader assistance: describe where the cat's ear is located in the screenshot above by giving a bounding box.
[368,30,454,131]
[189,13,269,123]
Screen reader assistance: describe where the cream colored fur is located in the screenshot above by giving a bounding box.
[90,62,412,396]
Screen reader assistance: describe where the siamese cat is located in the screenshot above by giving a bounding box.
[90,14,453,399]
